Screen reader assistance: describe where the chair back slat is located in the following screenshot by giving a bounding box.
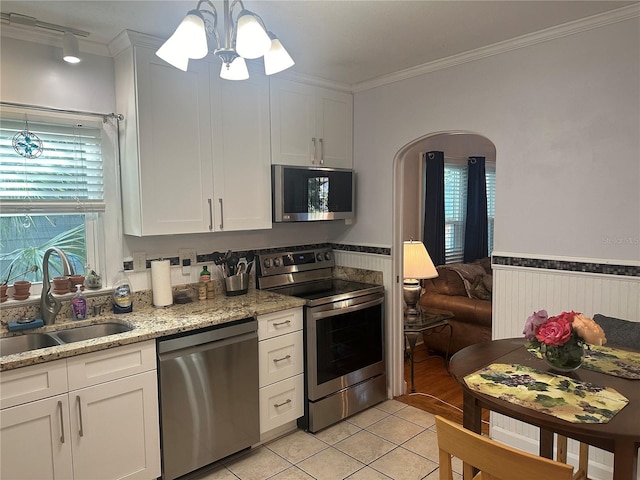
[435,416,574,480]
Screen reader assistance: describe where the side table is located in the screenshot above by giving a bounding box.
[403,308,454,393]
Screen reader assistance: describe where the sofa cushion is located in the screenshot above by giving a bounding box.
[593,314,640,350]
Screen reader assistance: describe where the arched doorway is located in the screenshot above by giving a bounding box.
[390,131,497,397]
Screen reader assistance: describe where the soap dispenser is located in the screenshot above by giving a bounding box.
[71,284,87,320]
[112,269,133,314]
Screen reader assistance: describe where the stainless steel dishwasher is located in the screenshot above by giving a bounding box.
[157,317,259,480]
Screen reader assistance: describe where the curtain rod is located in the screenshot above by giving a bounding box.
[0,101,123,122]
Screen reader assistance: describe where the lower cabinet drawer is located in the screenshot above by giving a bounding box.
[259,331,303,388]
[259,374,303,434]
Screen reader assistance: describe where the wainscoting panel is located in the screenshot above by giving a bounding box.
[491,264,640,480]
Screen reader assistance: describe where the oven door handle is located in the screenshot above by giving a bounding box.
[308,296,384,320]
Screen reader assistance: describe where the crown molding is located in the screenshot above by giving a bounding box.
[352,4,640,93]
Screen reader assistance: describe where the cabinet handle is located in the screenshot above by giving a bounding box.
[273,354,291,363]
[319,138,324,164]
[76,395,84,437]
[274,399,292,408]
[218,198,224,230]
[57,400,65,444]
[311,137,317,164]
[208,198,213,231]
[272,320,291,327]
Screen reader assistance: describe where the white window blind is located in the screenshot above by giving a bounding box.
[486,165,496,255]
[444,163,468,264]
[0,117,105,214]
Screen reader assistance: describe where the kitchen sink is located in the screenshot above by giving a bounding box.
[53,322,133,344]
[1,322,134,356]
[0,333,63,356]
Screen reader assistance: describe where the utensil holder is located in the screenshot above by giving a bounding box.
[224,273,249,296]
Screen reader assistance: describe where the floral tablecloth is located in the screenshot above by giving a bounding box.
[464,363,629,424]
[527,345,640,380]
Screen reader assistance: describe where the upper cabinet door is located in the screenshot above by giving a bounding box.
[316,87,353,169]
[115,44,214,236]
[210,65,272,232]
[270,78,316,166]
[270,78,353,168]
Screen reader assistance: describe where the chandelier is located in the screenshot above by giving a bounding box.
[156,0,294,80]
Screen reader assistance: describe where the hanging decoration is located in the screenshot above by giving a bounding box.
[12,115,43,158]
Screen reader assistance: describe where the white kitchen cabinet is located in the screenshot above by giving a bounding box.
[1,393,73,479]
[113,35,214,236]
[210,64,272,232]
[111,31,272,235]
[257,308,304,438]
[270,78,353,168]
[0,341,160,480]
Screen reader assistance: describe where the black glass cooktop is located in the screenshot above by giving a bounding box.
[269,279,384,306]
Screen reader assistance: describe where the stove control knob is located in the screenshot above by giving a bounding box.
[316,253,323,262]
[324,252,331,261]
[273,257,282,267]
[263,259,272,268]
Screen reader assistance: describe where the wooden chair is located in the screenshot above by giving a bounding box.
[556,436,589,480]
[435,415,574,480]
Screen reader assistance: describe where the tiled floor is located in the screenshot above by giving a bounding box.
[191,400,463,480]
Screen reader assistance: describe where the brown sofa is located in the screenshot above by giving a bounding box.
[418,257,493,355]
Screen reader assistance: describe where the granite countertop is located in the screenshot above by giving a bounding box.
[0,290,305,372]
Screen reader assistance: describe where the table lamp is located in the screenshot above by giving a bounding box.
[403,240,438,324]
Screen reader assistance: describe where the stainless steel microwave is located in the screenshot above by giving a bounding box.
[272,165,355,222]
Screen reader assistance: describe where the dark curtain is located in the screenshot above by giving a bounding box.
[463,156,488,263]
[423,151,445,265]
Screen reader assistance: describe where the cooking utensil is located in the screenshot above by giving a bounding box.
[226,252,239,276]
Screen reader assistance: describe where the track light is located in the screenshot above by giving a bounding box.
[63,32,81,64]
[156,0,294,80]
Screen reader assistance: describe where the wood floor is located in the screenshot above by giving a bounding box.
[395,342,490,433]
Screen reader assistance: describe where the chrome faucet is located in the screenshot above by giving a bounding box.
[40,247,75,325]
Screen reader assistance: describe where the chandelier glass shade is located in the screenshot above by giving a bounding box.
[156,0,294,79]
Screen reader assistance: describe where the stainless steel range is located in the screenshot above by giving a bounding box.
[257,247,386,433]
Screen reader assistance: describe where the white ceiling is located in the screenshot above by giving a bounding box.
[1,1,637,86]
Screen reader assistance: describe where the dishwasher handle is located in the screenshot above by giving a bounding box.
[158,319,256,355]
[158,330,256,362]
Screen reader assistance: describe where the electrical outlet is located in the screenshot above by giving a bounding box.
[178,249,197,275]
[132,252,147,271]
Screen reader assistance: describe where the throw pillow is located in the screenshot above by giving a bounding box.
[593,314,640,350]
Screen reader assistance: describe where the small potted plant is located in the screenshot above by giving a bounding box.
[85,266,102,290]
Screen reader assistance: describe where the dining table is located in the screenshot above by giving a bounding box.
[449,338,640,480]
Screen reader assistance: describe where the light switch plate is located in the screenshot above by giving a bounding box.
[132,252,147,271]
[178,249,197,276]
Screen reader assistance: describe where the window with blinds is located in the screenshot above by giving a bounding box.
[0,114,106,283]
[0,117,105,213]
[443,161,495,264]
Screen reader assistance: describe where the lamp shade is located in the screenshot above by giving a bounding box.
[220,57,249,80]
[235,11,272,59]
[264,34,295,75]
[63,32,81,64]
[403,241,438,279]
[156,9,208,68]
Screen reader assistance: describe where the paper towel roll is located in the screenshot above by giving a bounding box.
[151,260,173,307]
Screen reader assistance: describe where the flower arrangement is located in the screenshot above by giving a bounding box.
[523,310,607,371]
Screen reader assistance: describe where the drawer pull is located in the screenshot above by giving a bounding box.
[274,399,292,408]
[76,395,84,437]
[57,400,65,444]
[273,354,291,363]
[272,320,291,327]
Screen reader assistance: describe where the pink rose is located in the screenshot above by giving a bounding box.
[523,310,548,340]
[535,317,573,347]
